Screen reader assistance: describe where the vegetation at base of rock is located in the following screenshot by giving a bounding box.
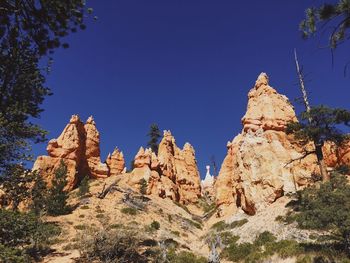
[121,207,138,215]
[139,178,148,195]
[221,231,349,262]
[211,219,248,231]
[166,249,207,263]
[0,209,61,262]
[78,176,90,197]
[197,197,216,213]
[150,220,160,230]
[286,169,350,255]
[46,160,71,216]
[77,228,148,263]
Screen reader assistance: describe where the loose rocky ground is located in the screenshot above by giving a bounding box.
[41,176,316,263]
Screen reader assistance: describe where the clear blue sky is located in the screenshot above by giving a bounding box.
[32,1,349,178]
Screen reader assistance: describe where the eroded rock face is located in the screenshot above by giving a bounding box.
[33,115,125,190]
[128,131,201,204]
[106,148,126,176]
[215,73,320,215]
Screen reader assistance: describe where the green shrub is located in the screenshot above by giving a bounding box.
[230,218,248,228]
[80,205,89,210]
[0,209,61,262]
[96,214,104,219]
[219,232,240,246]
[184,218,202,230]
[77,228,147,262]
[254,231,276,246]
[288,172,350,254]
[46,160,71,216]
[78,176,90,197]
[150,220,160,230]
[211,220,226,231]
[121,207,138,215]
[211,219,248,232]
[139,178,148,195]
[74,225,86,230]
[171,230,180,237]
[166,249,207,263]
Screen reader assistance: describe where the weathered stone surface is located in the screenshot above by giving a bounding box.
[215,74,319,215]
[33,115,125,190]
[84,116,109,178]
[106,148,126,176]
[128,131,201,204]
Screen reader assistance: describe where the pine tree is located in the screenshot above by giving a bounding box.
[46,160,70,216]
[287,105,350,181]
[300,1,350,49]
[147,124,161,154]
[30,172,48,216]
[78,176,90,197]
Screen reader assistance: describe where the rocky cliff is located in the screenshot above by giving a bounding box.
[123,131,202,204]
[33,115,125,190]
[215,73,349,216]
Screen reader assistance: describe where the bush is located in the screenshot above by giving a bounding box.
[0,209,60,262]
[139,178,147,195]
[77,228,147,263]
[46,160,71,216]
[121,207,138,215]
[78,176,90,197]
[288,172,350,254]
[166,249,207,263]
[150,220,160,230]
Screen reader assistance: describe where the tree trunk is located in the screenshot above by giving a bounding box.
[315,143,329,181]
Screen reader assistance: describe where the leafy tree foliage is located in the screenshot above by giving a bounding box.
[290,169,350,255]
[300,0,350,49]
[287,105,350,181]
[147,123,161,154]
[46,160,70,216]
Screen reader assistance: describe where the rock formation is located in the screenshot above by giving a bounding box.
[201,165,215,200]
[127,131,202,204]
[33,115,125,190]
[215,73,319,215]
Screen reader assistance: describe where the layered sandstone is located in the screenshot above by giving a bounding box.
[33,115,125,190]
[126,131,201,204]
[215,73,319,215]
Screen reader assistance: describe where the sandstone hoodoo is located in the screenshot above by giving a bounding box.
[125,130,202,204]
[215,73,350,216]
[33,115,126,190]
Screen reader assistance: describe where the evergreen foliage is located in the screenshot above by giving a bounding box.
[0,209,61,262]
[0,0,93,173]
[147,123,161,154]
[78,176,90,197]
[289,169,350,255]
[0,164,36,210]
[46,160,70,216]
[300,0,350,49]
[287,105,350,181]
[30,172,48,216]
[139,178,148,195]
